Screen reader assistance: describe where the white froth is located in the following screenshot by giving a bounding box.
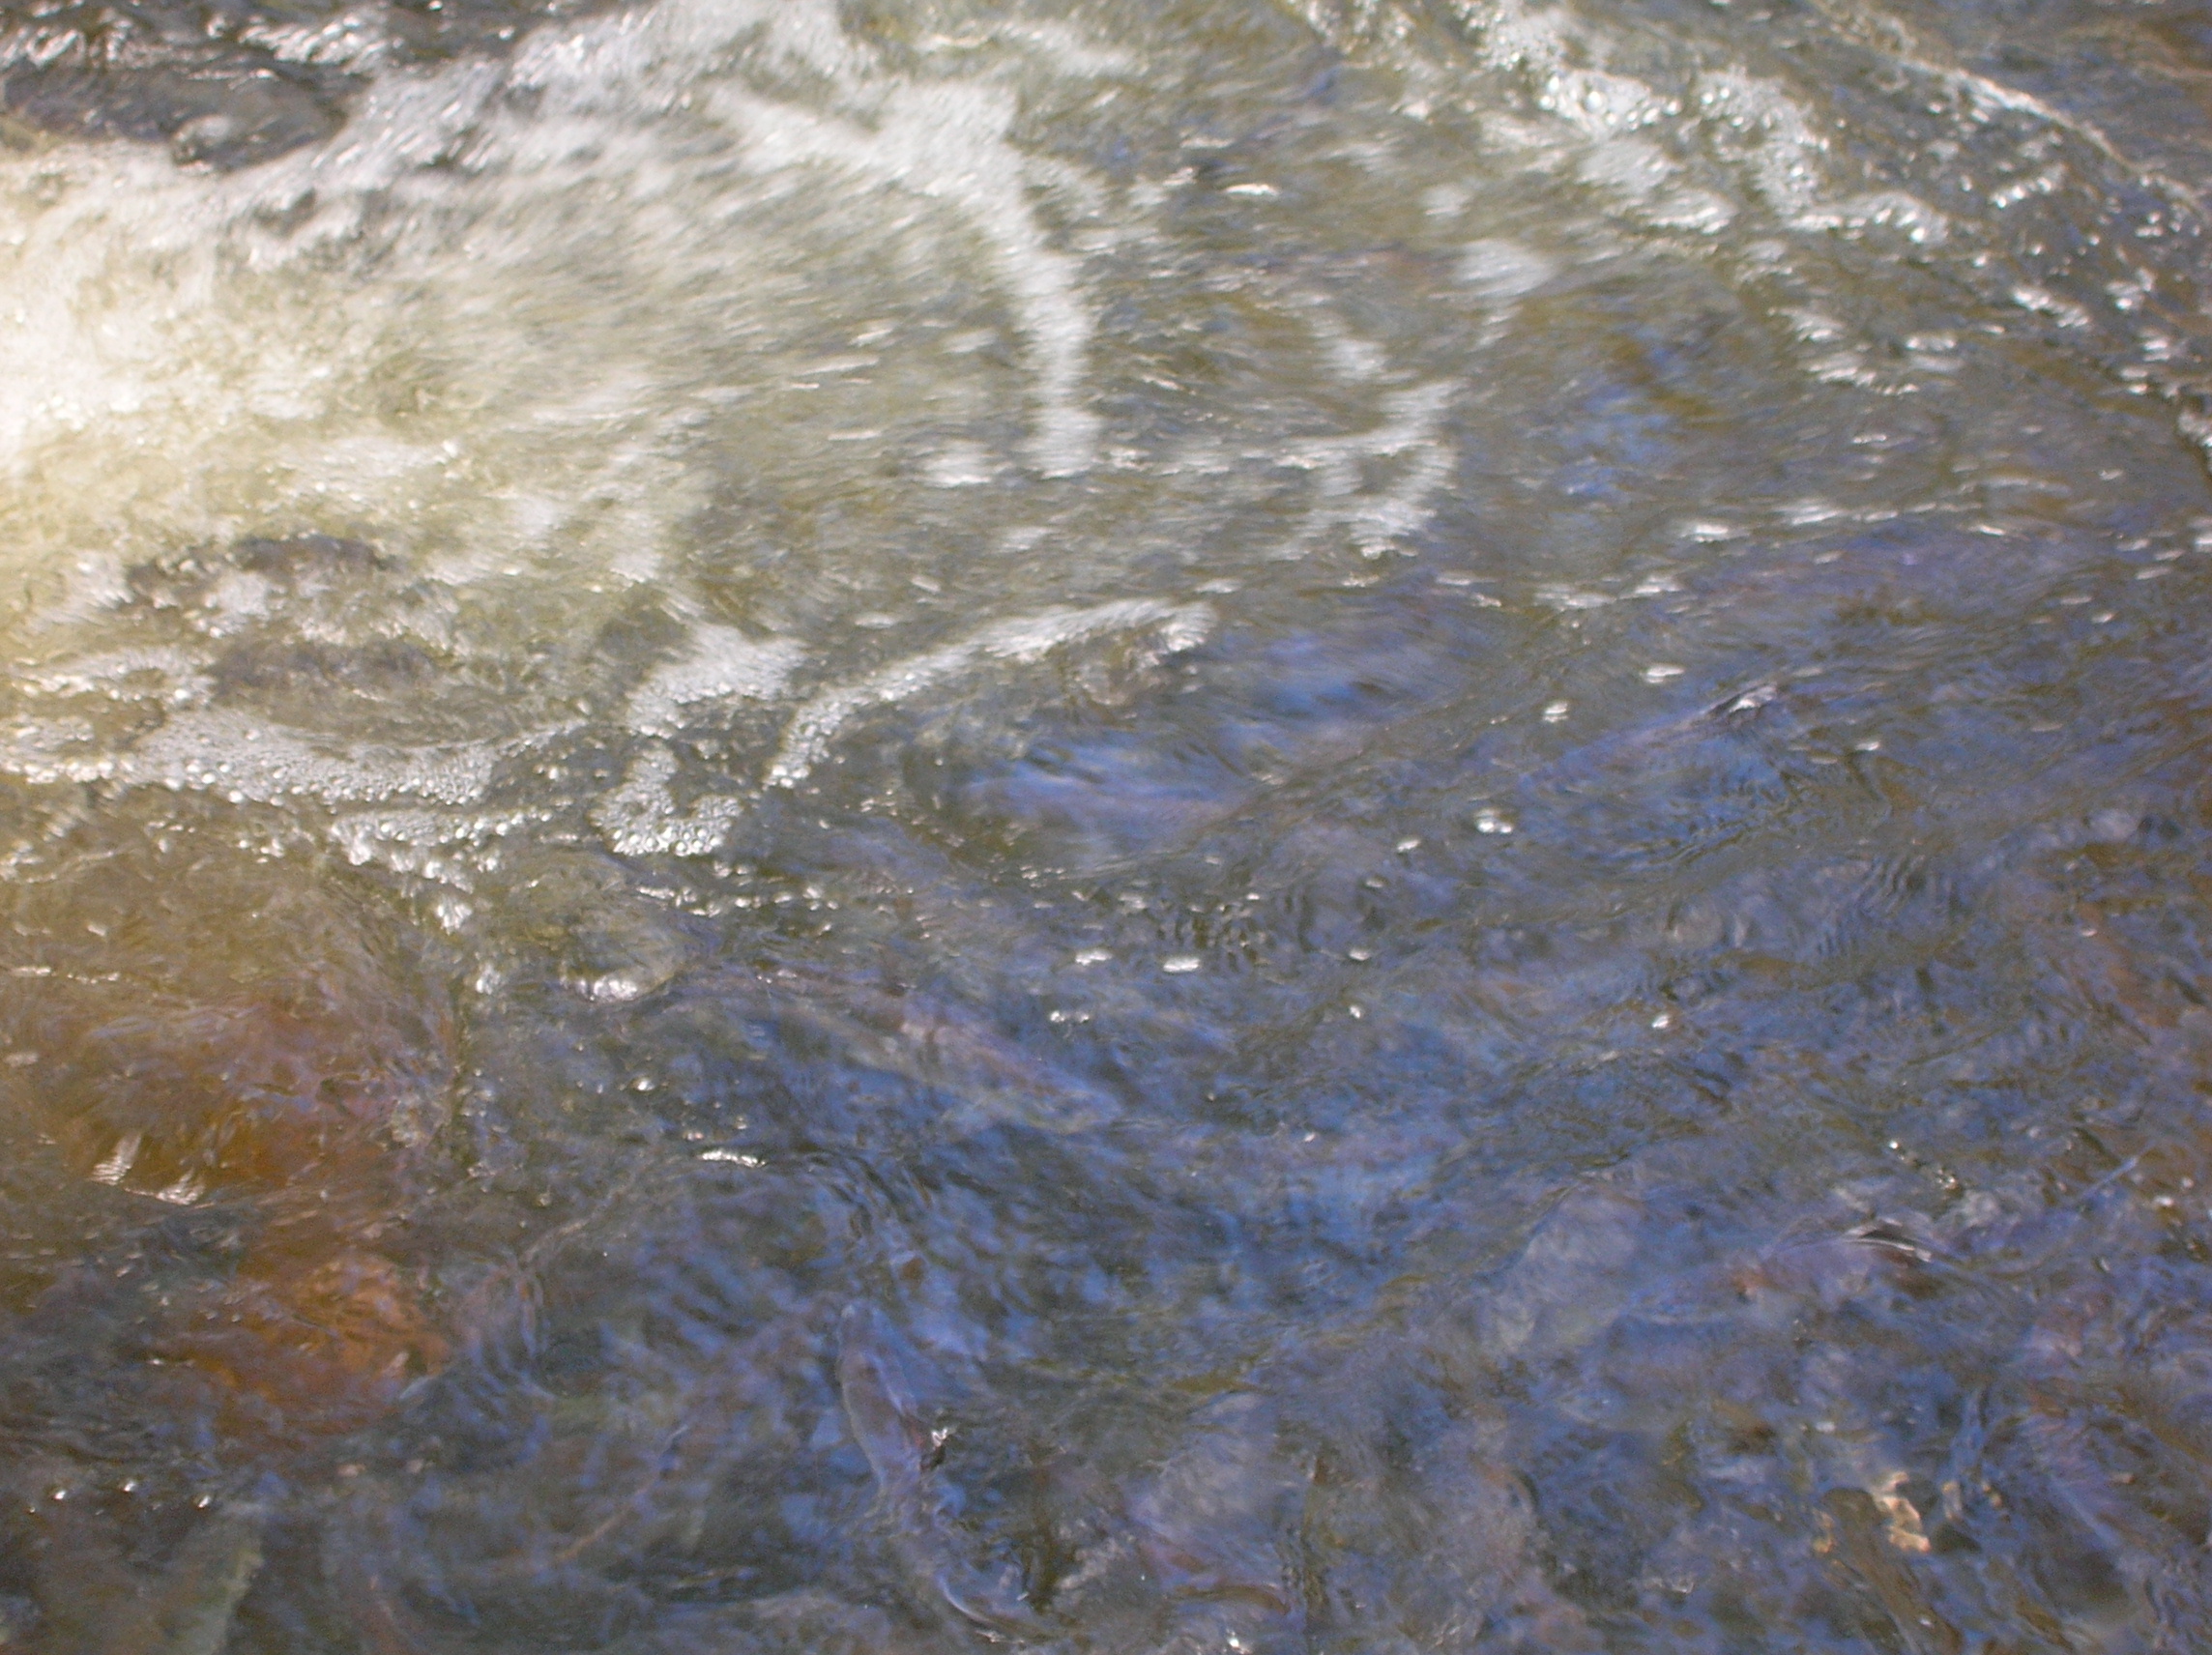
[19,648,211,703]
[1458,240,1557,302]
[592,741,746,857]
[626,627,806,736]
[0,705,554,805]
[768,599,1214,786]
[1278,382,1457,560]
[714,76,1100,476]
[0,0,1107,648]
[332,807,555,883]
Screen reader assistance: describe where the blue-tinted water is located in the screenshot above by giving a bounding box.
[3,1,2212,1648]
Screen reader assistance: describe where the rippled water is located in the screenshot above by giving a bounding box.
[3,0,2212,1648]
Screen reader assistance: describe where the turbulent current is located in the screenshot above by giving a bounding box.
[3,0,2212,1648]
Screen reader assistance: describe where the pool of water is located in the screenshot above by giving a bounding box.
[4,0,2212,1648]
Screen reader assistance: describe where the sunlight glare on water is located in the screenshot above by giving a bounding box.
[4,0,2212,1648]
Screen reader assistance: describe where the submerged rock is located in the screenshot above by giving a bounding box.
[0,828,454,1644]
[837,1303,1047,1640]
[11,1478,263,1655]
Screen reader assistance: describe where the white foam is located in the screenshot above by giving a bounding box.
[591,741,745,857]
[0,0,1109,653]
[1800,0,2203,220]
[1458,240,1557,302]
[767,599,1213,785]
[713,76,1100,475]
[0,705,560,805]
[331,806,555,884]
[18,648,209,703]
[1390,4,1943,247]
[626,627,805,736]
[1278,382,1457,559]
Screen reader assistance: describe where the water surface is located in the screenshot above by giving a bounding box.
[4,0,2212,1649]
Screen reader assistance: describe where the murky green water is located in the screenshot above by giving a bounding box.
[4,0,2212,1648]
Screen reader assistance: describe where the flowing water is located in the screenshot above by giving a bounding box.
[3,0,2212,1648]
